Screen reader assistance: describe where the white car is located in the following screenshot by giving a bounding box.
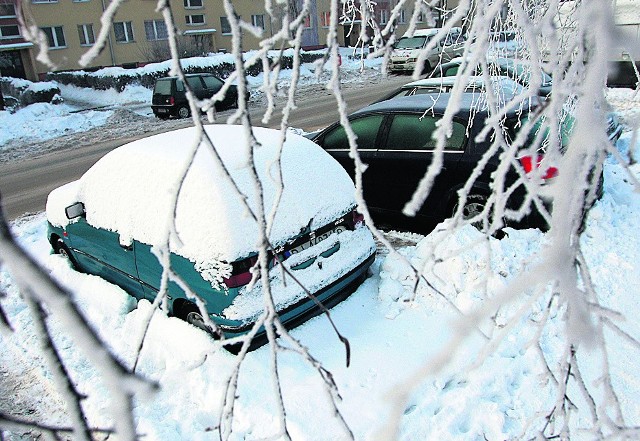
[46,125,376,349]
[389,27,466,74]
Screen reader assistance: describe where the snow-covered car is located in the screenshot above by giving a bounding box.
[432,57,554,97]
[374,75,524,103]
[46,125,376,348]
[389,27,466,74]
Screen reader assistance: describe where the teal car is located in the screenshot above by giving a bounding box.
[46,125,376,348]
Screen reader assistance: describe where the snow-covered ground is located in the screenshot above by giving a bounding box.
[1,127,639,440]
[1,51,640,440]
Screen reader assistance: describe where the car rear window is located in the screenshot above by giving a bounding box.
[385,114,466,151]
[154,79,173,95]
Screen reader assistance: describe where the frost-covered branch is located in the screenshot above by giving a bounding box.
[0,202,157,439]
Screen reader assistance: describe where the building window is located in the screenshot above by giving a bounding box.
[251,14,265,30]
[0,4,17,18]
[380,10,388,25]
[41,26,66,48]
[184,0,202,8]
[72,0,91,2]
[0,25,20,39]
[144,19,167,40]
[78,24,95,46]
[32,0,58,3]
[303,15,311,29]
[398,9,406,24]
[220,16,231,34]
[114,21,134,43]
[321,11,331,28]
[186,14,205,25]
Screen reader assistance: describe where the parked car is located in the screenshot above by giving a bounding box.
[389,27,466,74]
[375,75,524,103]
[151,73,241,119]
[308,93,617,233]
[46,125,376,349]
[471,30,525,58]
[431,57,554,97]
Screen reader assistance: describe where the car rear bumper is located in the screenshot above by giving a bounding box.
[221,250,376,350]
[151,105,175,116]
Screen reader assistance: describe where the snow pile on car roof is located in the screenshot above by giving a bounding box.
[48,125,357,263]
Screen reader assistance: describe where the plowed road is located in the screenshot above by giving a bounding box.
[0,76,409,220]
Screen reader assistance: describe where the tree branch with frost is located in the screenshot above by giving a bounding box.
[78,0,126,68]
[0,288,13,333]
[16,0,58,69]
[0,203,157,440]
[0,412,114,439]
[24,297,93,441]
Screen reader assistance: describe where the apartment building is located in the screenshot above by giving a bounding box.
[2,0,460,81]
[0,0,38,80]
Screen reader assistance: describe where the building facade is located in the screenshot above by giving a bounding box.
[0,0,38,80]
[3,0,460,81]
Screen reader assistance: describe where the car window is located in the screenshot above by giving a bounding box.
[414,87,445,95]
[394,36,428,49]
[202,76,223,90]
[444,30,462,45]
[186,76,204,91]
[322,115,384,150]
[443,65,459,76]
[518,112,575,151]
[154,79,172,95]
[176,79,185,92]
[385,114,466,151]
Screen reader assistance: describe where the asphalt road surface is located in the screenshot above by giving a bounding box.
[0,76,409,220]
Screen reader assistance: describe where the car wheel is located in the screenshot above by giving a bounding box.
[174,301,209,331]
[461,194,487,221]
[421,61,432,76]
[177,106,190,119]
[457,194,507,238]
[53,238,78,269]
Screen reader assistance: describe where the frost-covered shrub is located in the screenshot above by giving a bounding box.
[0,77,61,106]
[45,50,325,92]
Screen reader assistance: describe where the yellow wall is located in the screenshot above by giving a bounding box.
[25,0,462,77]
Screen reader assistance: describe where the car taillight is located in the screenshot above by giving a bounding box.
[351,210,365,228]
[169,96,175,105]
[223,255,258,288]
[519,154,558,180]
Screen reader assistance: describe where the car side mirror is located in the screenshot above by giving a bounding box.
[65,202,85,220]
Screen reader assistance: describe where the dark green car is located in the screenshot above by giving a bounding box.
[46,125,376,349]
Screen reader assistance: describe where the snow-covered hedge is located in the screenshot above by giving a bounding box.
[0,77,62,106]
[45,50,326,92]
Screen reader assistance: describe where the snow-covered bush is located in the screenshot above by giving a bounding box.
[0,77,61,106]
[45,50,325,91]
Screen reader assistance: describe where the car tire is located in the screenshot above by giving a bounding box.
[461,194,488,221]
[174,300,209,331]
[456,194,507,238]
[177,106,190,119]
[421,61,432,76]
[53,238,78,269]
